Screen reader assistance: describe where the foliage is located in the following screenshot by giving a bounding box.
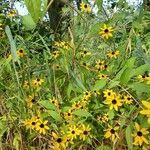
[0,0,150,149]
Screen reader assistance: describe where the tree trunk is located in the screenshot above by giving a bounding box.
[48,0,65,37]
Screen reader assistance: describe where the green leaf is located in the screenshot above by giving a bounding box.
[108,109,115,120]
[5,26,19,63]
[132,64,150,76]
[24,0,41,23]
[38,100,56,110]
[70,71,86,91]
[89,23,101,36]
[114,57,136,80]
[93,80,106,90]
[120,68,133,85]
[24,0,47,23]
[48,110,62,121]
[97,146,111,150]
[22,15,36,30]
[73,110,92,118]
[125,125,133,150]
[95,0,103,10]
[125,57,136,68]
[128,83,150,93]
[108,80,120,88]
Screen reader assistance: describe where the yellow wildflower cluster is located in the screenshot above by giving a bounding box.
[95,60,108,72]
[24,117,49,135]
[54,41,69,49]
[49,124,92,149]
[137,73,150,84]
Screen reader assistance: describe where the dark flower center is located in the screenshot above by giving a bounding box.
[127,97,131,100]
[32,122,36,125]
[31,99,35,103]
[83,130,88,135]
[72,130,75,134]
[83,62,87,66]
[111,51,115,55]
[57,138,62,143]
[40,123,44,128]
[84,4,88,8]
[112,99,117,104]
[104,29,109,33]
[108,92,111,96]
[104,64,108,69]
[37,78,40,82]
[53,52,56,55]
[137,131,143,137]
[68,113,71,116]
[84,51,87,54]
[19,49,23,53]
[110,129,115,134]
[85,92,89,95]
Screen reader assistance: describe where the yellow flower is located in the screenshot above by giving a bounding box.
[104,125,119,141]
[98,74,108,79]
[97,113,109,123]
[137,74,147,82]
[137,73,150,84]
[60,41,69,49]
[7,10,17,17]
[67,125,81,140]
[79,124,91,141]
[49,97,60,108]
[23,81,30,89]
[54,41,69,49]
[103,89,116,98]
[52,50,60,59]
[53,64,61,70]
[83,91,91,99]
[99,24,113,39]
[80,3,91,13]
[105,94,122,111]
[132,123,149,146]
[95,60,105,70]
[35,120,49,135]
[71,101,84,111]
[80,50,91,57]
[49,132,66,150]
[107,50,119,59]
[122,95,133,104]
[93,90,100,96]
[32,78,44,87]
[24,116,39,130]
[140,100,150,124]
[26,95,36,108]
[81,61,90,70]
[63,110,73,121]
[145,73,150,84]
[17,48,26,58]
